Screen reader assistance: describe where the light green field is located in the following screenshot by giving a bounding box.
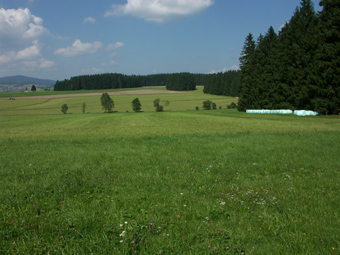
[0,87,237,115]
[0,86,166,99]
[1,88,340,254]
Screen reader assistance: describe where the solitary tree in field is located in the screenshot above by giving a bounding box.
[100,93,114,112]
[61,104,68,114]
[31,85,37,91]
[82,102,86,114]
[153,98,164,112]
[132,98,142,112]
[202,100,213,110]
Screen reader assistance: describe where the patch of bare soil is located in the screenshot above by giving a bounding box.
[11,90,187,100]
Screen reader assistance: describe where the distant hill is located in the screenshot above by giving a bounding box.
[0,75,56,91]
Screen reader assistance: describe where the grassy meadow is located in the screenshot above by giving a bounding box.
[0,87,340,254]
[0,87,236,115]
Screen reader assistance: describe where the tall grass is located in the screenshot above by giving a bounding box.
[1,90,340,254]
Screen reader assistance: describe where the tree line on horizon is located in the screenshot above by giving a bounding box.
[238,0,340,115]
[53,71,241,97]
[166,72,196,91]
[203,70,240,97]
[53,73,206,91]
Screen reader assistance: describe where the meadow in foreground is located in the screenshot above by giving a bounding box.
[0,90,339,254]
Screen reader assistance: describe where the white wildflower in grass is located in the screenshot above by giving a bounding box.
[184,204,187,207]
[120,224,123,227]
[120,240,124,243]
[180,193,183,195]
[119,231,126,237]
[206,217,209,221]
[125,221,128,224]
[220,201,226,206]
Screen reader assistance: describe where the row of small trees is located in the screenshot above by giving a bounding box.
[201,100,237,110]
[61,93,150,114]
[101,92,144,113]
[61,93,235,114]
[61,103,86,114]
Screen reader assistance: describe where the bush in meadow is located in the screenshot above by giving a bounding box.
[61,104,68,114]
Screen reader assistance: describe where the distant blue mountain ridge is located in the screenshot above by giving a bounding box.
[0,75,56,91]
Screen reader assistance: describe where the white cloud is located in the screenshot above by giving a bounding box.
[81,67,104,74]
[54,39,103,57]
[0,41,41,63]
[22,58,56,70]
[16,41,40,60]
[0,8,53,74]
[39,59,55,68]
[105,0,214,23]
[209,65,240,74]
[0,54,12,64]
[106,42,124,50]
[0,8,47,48]
[279,21,289,31]
[83,17,96,24]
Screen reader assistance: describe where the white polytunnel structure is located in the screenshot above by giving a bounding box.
[246,109,319,116]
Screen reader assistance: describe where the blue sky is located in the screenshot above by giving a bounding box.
[0,0,322,81]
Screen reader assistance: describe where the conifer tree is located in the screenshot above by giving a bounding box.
[257,26,279,109]
[312,0,340,114]
[278,0,318,109]
[238,33,256,111]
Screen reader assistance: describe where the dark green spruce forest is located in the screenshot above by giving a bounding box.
[54,73,207,91]
[238,0,340,114]
[54,0,339,115]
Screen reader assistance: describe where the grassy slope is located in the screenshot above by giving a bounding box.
[0,87,237,115]
[0,86,167,98]
[1,89,340,254]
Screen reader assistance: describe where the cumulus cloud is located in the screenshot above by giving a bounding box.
[209,65,240,74]
[106,42,124,50]
[0,8,55,74]
[81,67,104,74]
[105,0,214,23]
[0,54,12,64]
[83,17,96,24]
[279,21,289,31]
[22,58,56,70]
[16,41,40,60]
[54,39,103,57]
[0,8,48,48]
[0,40,41,63]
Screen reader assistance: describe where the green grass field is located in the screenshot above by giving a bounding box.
[0,87,237,115]
[0,86,166,99]
[1,88,340,254]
